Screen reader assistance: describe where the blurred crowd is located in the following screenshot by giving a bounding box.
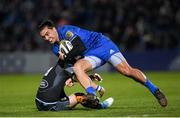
[0,0,180,52]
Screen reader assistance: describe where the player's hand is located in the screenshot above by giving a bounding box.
[58,51,66,60]
[93,73,103,82]
[65,78,74,87]
[59,40,73,60]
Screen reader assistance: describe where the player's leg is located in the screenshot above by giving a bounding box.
[53,92,113,110]
[98,37,167,107]
[73,59,96,95]
[73,56,104,96]
[66,66,105,97]
[109,52,167,107]
[90,80,105,97]
[112,57,147,84]
[35,94,81,111]
[87,73,104,97]
[66,74,105,97]
[67,93,87,108]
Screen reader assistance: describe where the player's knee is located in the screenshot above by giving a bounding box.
[73,61,88,73]
[74,62,81,70]
[73,63,84,73]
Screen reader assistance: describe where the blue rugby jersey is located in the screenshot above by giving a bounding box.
[52,25,120,63]
[53,25,103,56]
[58,25,103,48]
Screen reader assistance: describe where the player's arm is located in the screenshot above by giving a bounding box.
[51,43,66,68]
[65,36,86,61]
[65,78,74,87]
[59,35,86,62]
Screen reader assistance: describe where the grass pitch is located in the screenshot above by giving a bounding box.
[0,72,180,117]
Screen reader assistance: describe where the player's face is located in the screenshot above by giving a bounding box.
[40,26,59,44]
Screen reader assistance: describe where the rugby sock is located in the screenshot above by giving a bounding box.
[86,86,96,95]
[144,79,158,95]
[95,85,102,92]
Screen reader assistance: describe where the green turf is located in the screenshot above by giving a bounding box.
[0,72,180,117]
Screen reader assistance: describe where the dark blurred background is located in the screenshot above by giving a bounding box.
[0,0,180,72]
[1,0,180,52]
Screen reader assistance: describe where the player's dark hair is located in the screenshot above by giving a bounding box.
[38,19,55,32]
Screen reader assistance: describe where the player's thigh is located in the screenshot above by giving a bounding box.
[74,56,104,72]
[74,58,93,72]
[108,52,132,72]
[83,56,105,70]
[108,52,126,66]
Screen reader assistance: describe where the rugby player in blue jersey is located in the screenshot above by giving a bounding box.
[38,20,167,107]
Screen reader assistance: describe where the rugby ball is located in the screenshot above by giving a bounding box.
[59,40,73,54]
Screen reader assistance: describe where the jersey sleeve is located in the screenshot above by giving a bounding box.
[56,25,87,64]
[52,43,59,57]
[57,25,80,41]
[53,27,82,55]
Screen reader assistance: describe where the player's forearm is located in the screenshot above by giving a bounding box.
[64,36,86,61]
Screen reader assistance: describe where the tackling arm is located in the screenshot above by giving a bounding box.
[62,36,86,64]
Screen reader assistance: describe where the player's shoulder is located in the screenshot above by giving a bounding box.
[58,25,78,34]
[58,25,80,39]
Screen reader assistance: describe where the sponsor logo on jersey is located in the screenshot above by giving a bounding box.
[65,31,74,39]
[39,79,48,88]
